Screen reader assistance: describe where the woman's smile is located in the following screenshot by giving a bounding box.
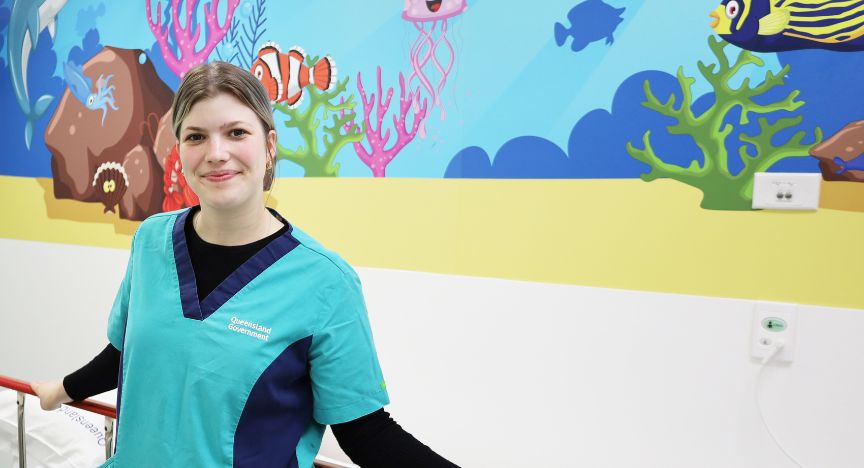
[203,170,240,183]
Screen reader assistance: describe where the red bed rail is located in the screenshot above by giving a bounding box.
[0,374,117,418]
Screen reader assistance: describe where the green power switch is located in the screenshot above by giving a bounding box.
[761,317,787,332]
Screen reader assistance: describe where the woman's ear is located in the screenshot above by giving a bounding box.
[267,129,277,159]
[263,129,278,191]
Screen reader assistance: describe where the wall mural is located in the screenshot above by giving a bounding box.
[1,0,862,222]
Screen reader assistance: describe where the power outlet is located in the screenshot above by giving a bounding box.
[751,172,821,210]
[751,301,798,364]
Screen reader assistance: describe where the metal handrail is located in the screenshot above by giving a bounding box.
[1,374,349,468]
[1,374,116,467]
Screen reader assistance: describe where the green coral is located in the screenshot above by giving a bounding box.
[625,36,823,210]
[273,57,363,177]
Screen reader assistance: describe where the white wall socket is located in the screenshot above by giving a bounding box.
[751,301,798,364]
[752,172,821,210]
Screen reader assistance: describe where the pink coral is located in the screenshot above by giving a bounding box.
[351,67,427,177]
[146,0,240,79]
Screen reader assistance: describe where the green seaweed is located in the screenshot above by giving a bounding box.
[273,57,364,177]
[626,36,823,210]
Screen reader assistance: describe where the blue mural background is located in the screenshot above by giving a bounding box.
[1,0,862,201]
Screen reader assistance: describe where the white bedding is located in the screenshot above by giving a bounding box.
[0,389,115,468]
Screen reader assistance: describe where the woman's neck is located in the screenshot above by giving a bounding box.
[193,203,278,246]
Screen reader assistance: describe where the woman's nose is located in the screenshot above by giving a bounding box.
[205,137,229,162]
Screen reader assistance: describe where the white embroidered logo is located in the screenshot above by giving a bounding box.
[228,316,272,342]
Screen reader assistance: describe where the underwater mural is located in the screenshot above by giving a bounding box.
[0,0,863,221]
[8,0,66,149]
[63,61,118,126]
[554,0,625,52]
[46,46,173,219]
[402,0,464,137]
[709,0,864,52]
[810,121,864,183]
[625,36,821,210]
[271,55,362,178]
[145,0,240,79]
[348,66,428,178]
[251,41,336,108]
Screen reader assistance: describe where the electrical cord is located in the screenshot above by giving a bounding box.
[756,341,807,468]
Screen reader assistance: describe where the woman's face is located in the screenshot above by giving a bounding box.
[178,92,276,212]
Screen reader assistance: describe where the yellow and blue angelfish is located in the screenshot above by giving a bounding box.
[709,0,864,51]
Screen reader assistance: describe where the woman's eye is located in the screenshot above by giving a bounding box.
[185,134,203,142]
[230,129,248,137]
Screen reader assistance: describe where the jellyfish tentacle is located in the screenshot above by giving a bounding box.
[411,21,436,109]
[430,19,455,120]
[429,22,445,107]
[403,0,465,135]
[407,21,426,109]
[410,21,438,138]
[440,26,456,121]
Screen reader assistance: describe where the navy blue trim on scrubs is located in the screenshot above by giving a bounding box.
[172,208,300,321]
[114,337,125,454]
[233,335,314,467]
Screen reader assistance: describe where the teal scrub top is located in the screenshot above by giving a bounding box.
[101,208,389,467]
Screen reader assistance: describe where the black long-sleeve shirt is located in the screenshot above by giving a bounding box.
[63,209,457,468]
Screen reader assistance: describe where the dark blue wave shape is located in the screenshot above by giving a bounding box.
[443,48,864,179]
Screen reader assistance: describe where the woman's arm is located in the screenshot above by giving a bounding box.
[331,409,459,468]
[32,343,120,410]
[62,342,120,400]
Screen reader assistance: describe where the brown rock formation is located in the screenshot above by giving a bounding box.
[45,46,174,218]
[120,144,164,220]
[809,120,864,183]
[152,108,177,170]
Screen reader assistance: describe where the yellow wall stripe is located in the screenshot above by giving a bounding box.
[2,176,863,309]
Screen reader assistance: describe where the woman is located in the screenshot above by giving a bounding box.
[32,61,457,468]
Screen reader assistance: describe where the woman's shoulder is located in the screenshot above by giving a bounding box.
[289,226,360,284]
[129,208,187,246]
[139,208,185,232]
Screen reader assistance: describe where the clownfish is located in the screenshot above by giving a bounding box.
[709,0,864,52]
[250,41,337,108]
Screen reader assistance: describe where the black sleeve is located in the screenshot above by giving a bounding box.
[62,343,120,401]
[331,409,459,468]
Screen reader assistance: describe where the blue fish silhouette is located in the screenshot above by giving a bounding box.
[834,154,864,174]
[710,0,864,52]
[554,0,626,52]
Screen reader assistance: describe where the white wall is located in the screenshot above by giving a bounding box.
[2,238,863,467]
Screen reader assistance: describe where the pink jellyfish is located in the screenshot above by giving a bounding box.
[403,0,467,137]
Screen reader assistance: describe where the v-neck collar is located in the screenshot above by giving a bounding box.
[172,207,300,321]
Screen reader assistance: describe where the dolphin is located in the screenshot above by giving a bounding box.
[7,0,68,150]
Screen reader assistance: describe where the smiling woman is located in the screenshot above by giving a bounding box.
[29,62,459,468]
[171,62,280,246]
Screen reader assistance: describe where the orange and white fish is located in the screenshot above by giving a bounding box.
[250,41,337,108]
